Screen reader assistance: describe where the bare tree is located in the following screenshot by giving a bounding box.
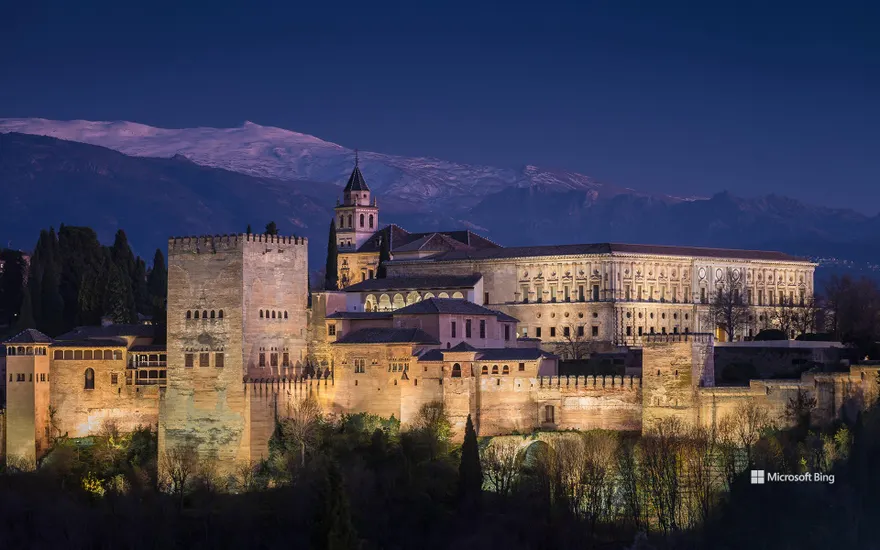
[160,440,199,506]
[709,267,752,342]
[480,439,520,498]
[770,297,799,338]
[784,388,817,430]
[235,460,261,493]
[556,324,590,360]
[616,439,648,532]
[681,426,718,527]
[639,417,685,534]
[579,431,619,533]
[793,295,821,336]
[717,401,770,468]
[279,395,323,467]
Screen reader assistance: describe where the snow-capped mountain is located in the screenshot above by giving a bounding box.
[0,118,673,211]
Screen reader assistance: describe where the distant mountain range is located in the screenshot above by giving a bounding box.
[1,118,878,283]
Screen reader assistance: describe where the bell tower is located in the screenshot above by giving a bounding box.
[334,151,379,252]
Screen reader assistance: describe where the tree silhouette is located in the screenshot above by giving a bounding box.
[265,221,278,235]
[325,220,339,290]
[458,414,482,509]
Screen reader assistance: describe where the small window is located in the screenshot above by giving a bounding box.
[465,320,472,338]
[451,321,457,338]
[259,353,266,368]
[114,350,122,360]
[479,320,486,339]
[550,327,556,338]
[536,327,542,338]
[215,353,224,368]
[270,353,279,367]
[452,363,462,378]
[282,352,290,367]
[592,326,599,337]
[260,310,264,318]
[185,353,194,368]
[74,350,83,360]
[111,373,118,385]
[360,213,365,227]
[491,365,499,374]
[544,405,555,423]
[195,310,200,319]
[272,311,276,319]
[218,310,224,319]
[54,350,63,360]
[519,362,525,372]
[504,324,510,341]
[502,365,510,375]
[481,365,488,375]
[328,324,337,336]
[210,310,216,319]
[84,350,93,360]
[284,311,288,319]
[200,352,210,367]
[186,311,192,319]
[563,326,570,338]
[369,214,374,228]
[84,368,95,390]
[202,310,208,319]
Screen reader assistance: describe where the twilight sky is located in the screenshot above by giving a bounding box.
[2,1,879,213]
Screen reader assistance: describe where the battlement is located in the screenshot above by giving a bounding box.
[538,375,641,391]
[642,333,714,345]
[168,233,308,255]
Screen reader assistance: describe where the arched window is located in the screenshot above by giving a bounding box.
[26,346,33,355]
[284,311,288,319]
[369,214,374,228]
[186,310,192,319]
[423,292,434,299]
[210,310,216,319]
[218,310,224,319]
[272,311,276,319]
[438,292,449,299]
[360,214,364,227]
[347,215,352,227]
[392,294,405,309]
[260,310,264,318]
[202,310,208,319]
[452,291,464,299]
[491,365,499,374]
[339,215,344,227]
[194,310,200,319]
[84,368,95,390]
[481,365,488,375]
[379,294,392,311]
[451,363,462,378]
[502,365,510,375]
[17,346,24,355]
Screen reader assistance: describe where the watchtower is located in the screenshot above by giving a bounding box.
[3,329,52,469]
[334,155,378,253]
[641,333,714,430]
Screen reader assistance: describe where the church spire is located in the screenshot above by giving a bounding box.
[343,155,370,193]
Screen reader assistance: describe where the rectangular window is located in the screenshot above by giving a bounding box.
[521,285,530,303]
[626,326,632,336]
[328,324,336,336]
[769,290,775,305]
[564,286,570,302]
[259,353,266,368]
[672,287,678,303]
[700,287,707,304]
[200,352,210,368]
[522,327,529,338]
[535,285,543,303]
[550,287,557,303]
[578,285,585,302]
[282,352,290,367]
[550,327,556,338]
[519,362,525,372]
[638,326,643,336]
[368,269,374,279]
[451,321,457,338]
[563,326,570,338]
[747,289,752,305]
[577,325,584,337]
[479,320,486,338]
[216,353,224,368]
[625,285,631,301]
[592,285,600,301]
[504,325,510,341]
[41,373,46,382]
[535,327,542,338]
[354,359,365,373]
[484,292,489,304]
[185,353,194,368]
[111,373,118,385]
[270,353,279,367]
[592,326,599,337]
[638,286,644,301]
[649,286,654,302]
[465,319,472,338]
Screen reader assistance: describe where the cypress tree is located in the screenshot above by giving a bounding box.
[377,233,390,279]
[39,257,65,336]
[147,249,167,328]
[104,263,137,324]
[15,289,36,331]
[264,221,278,235]
[132,258,149,315]
[246,224,252,235]
[458,414,483,508]
[311,461,358,550]
[325,220,339,290]
[0,249,27,326]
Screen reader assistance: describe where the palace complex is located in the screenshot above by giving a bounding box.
[2,162,877,471]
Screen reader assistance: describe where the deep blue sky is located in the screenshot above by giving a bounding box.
[2,1,879,213]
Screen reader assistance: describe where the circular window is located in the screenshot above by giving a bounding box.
[592,312,598,318]
[537,313,541,318]
[626,312,632,319]
[578,312,584,318]
[564,312,569,318]
[551,313,556,318]
[638,312,643,319]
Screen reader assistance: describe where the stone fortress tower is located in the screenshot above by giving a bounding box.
[3,330,52,468]
[159,233,308,467]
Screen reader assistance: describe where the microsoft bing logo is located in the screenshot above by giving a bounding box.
[750,470,765,484]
